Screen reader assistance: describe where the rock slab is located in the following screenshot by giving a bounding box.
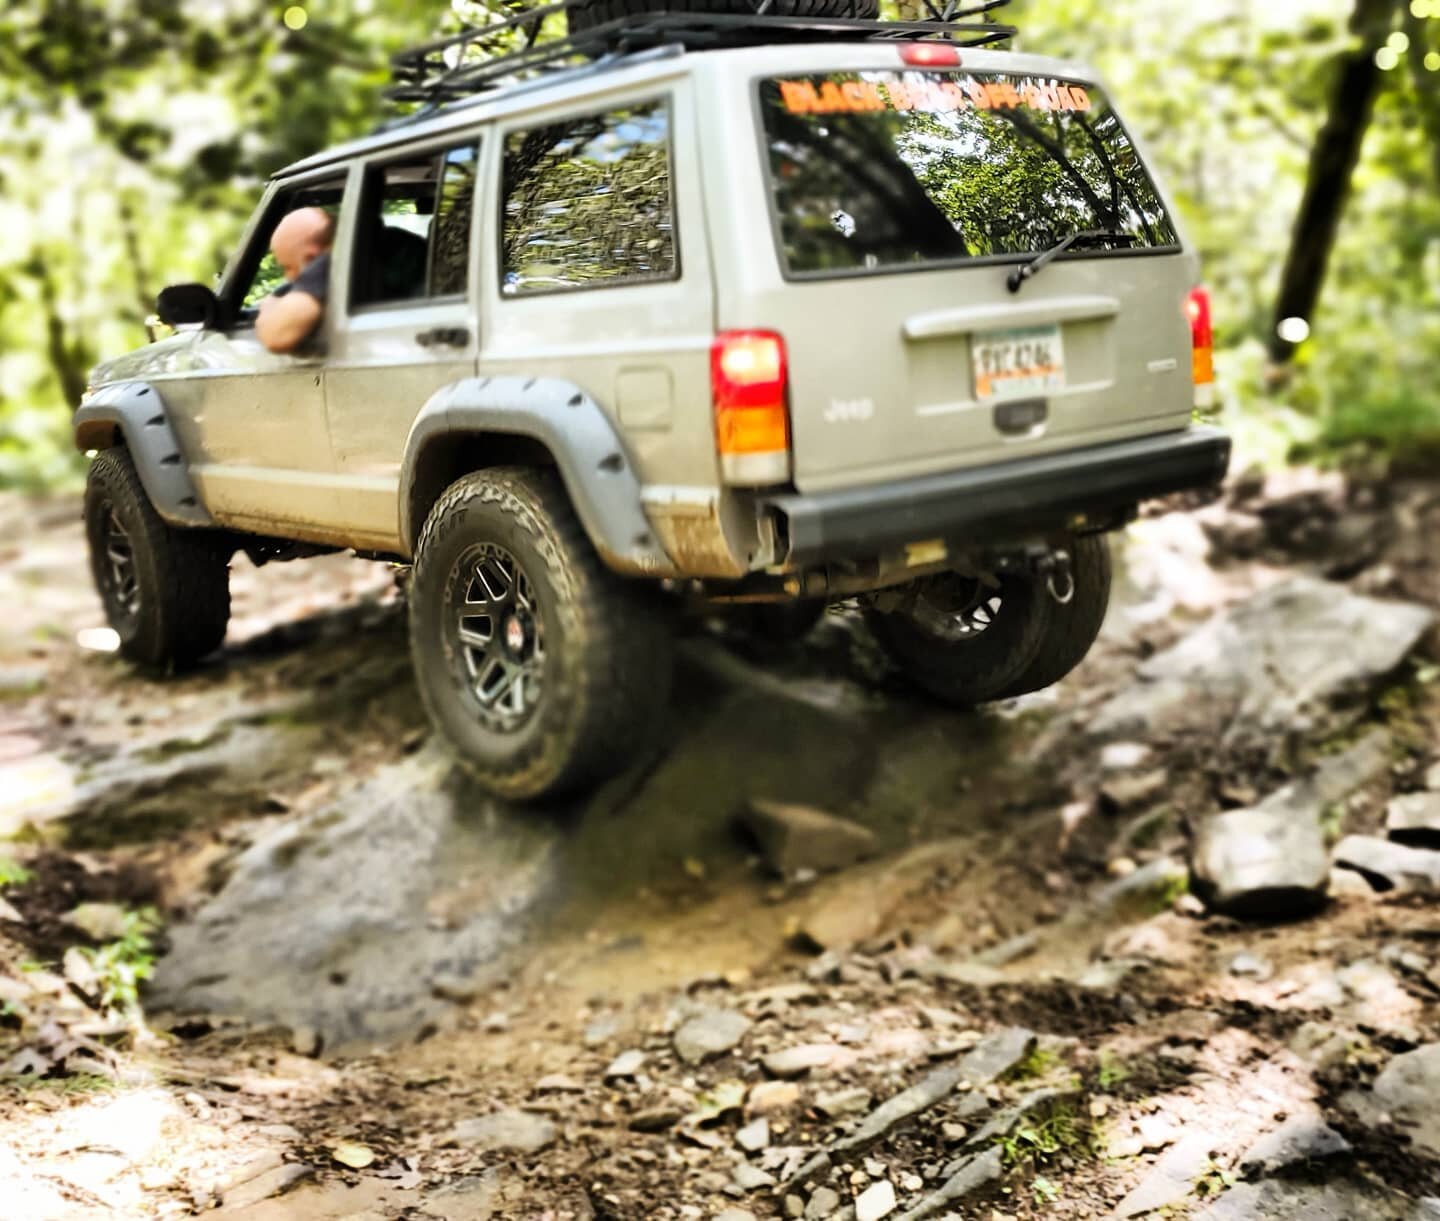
[153,749,557,1046]
[448,1109,557,1153]
[1195,1179,1420,1221]
[1357,1043,1440,1158]
[1112,1131,1216,1218]
[805,1186,842,1219]
[739,799,878,877]
[1191,806,1329,917]
[1089,578,1435,748]
[954,1025,1036,1086]
[220,1163,312,1211]
[1239,1113,1351,1177]
[673,1008,750,1065]
[855,1180,898,1221]
[1386,792,1440,848]
[1189,731,1396,916]
[1334,836,1440,895]
[894,1146,1003,1221]
[763,1043,839,1079]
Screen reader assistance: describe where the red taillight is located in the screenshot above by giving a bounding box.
[712,330,791,485]
[1186,286,1215,406]
[1186,287,1213,351]
[900,42,963,68]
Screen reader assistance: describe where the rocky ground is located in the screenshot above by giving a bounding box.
[2,465,1440,1220]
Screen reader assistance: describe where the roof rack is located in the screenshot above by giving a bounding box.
[386,0,1016,110]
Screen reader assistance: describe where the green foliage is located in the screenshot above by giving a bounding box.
[1095,1050,1131,1091]
[1032,1175,1062,1205]
[3,1072,118,1096]
[1194,1160,1237,1200]
[1153,871,1190,913]
[1013,0,1440,472]
[76,906,161,1017]
[0,0,435,488]
[1011,1043,1063,1081]
[0,857,34,888]
[1320,802,1347,844]
[998,1103,1097,1169]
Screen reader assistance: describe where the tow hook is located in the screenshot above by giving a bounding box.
[1039,549,1075,606]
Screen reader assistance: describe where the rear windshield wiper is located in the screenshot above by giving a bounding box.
[1007,229,1139,294]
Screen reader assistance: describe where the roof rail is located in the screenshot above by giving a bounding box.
[386,0,1016,112]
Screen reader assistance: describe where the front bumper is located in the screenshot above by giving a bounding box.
[762,426,1231,566]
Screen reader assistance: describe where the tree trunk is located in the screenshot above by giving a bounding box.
[1268,0,1399,365]
[29,258,90,410]
[1405,9,1440,188]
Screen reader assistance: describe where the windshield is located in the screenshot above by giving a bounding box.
[759,71,1180,277]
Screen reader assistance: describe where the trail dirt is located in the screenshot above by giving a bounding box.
[2,469,1439,1220]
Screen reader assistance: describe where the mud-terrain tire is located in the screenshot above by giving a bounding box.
[864,572,1045,706]
[408,467,674,801]
[84,448,231,671]
[998,534,1113,700]
[569,0,880,35]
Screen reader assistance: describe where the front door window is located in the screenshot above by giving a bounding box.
[227,175,347,324]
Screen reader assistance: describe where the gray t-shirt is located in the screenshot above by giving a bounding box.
[273,252,330,304]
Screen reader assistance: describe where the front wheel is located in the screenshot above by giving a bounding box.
[84,448,231,671]
[408,467,673,801]
[864,570,1046,706]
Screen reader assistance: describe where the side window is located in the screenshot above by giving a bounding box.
[352,142,478,309]
[232,175,346,317]
[501,100,675,295]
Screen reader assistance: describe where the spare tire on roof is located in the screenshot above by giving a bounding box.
[568,0,881,36]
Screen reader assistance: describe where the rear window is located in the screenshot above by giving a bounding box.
[760,71,1179,277]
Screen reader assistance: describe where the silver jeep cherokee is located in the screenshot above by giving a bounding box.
[74,0,1230,799]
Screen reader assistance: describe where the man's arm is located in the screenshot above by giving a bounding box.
[256,291,323,354]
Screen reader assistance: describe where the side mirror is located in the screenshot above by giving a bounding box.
[156,283,222,330]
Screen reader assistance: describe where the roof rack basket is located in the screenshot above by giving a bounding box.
[387,0,1016,109]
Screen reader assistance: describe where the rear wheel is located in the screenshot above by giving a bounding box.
[568,0,879,34]
[84,448,231,671]
[864,570,1046,706]
[408,467,673,801]
[997,534,1112,699]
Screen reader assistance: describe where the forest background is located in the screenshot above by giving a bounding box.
[1,0,1437,488]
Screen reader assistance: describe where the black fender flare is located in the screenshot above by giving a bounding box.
[400,375,676,577]
[73,382,215,529]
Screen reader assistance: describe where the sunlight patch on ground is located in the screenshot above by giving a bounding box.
[75,626,120,653]
[0,753,76,836]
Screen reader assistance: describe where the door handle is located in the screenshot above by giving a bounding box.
[416,327,470,348]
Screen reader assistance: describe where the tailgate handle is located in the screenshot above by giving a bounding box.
[416,327,470,348]
[904,296,1120,341]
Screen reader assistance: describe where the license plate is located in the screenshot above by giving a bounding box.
[972,325,1066,401]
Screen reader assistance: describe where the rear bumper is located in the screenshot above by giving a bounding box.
[762,426,1231,566]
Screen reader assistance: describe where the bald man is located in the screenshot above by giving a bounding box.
[256,207,334,353]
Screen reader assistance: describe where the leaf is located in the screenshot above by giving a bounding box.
[685,1079,746,1127]
[330,1141,376,1169]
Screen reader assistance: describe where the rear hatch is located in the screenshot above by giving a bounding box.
[754,65,1196,493]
